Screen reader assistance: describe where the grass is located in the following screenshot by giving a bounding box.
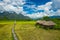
[15,20,60,40]
[52,19,60,29]
[0,21,14,40]
[0,19,60,40]
[0,21,14,24]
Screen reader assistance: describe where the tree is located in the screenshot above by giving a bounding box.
[42,16,51,21]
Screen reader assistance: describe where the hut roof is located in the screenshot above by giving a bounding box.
[36,20,56,26]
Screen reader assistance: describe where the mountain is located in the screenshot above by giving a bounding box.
[0,11,31,20]
[50,16,60,18]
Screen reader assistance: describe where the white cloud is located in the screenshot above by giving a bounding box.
[3,0,11,3]
[54,10,60,16]
[26,11,55,18]
[25,2,53,18]
[52,0,60,9]
[0,0,26,13]
[51,0,60,16]
[25,1,60,18]
[37,2,52,11]
[3,5,23,13]
[26,12,48,18]
[0,0,60,19]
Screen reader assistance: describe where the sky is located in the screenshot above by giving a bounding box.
[0,0,60,18]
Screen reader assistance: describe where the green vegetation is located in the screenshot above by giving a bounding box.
[51,18,60,29]
[0,21,14,40]
[15,19,60,40]
[41,16,51,21]
[0,17,60,40]
[39,16,60,29]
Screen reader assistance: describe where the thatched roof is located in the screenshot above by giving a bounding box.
[36,20,56,26]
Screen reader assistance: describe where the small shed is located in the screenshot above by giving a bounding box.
[36,20,56,29]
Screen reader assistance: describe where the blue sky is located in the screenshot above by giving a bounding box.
[23,0,51,14]
[26,0,51,5]
[0,0,60,18]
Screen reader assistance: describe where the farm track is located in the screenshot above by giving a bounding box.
[12,21,18,40]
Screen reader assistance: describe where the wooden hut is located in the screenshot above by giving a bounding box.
[36,20,56,29]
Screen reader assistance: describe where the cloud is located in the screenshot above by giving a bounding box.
[3,5,23,13]
[52,0,60,9]
[25,1,60,18]
[51,0,60,16]
[25,2,53,18]
[37,2,52,11]
[54,10,60,16]
[0,0,60,19]
[26,12,48,18]
[0,0,26,13]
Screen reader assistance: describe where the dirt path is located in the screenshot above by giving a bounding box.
[12,21,18,40]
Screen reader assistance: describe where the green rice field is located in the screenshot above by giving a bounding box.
[0,19,60,40]
[0,21,14,40]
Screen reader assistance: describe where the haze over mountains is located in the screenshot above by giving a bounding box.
[0,11,31,20]
[0,11,60,21]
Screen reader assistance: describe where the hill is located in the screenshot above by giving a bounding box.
[0,11,31,21]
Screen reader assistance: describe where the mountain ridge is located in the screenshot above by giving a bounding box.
[0,11,31,20]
